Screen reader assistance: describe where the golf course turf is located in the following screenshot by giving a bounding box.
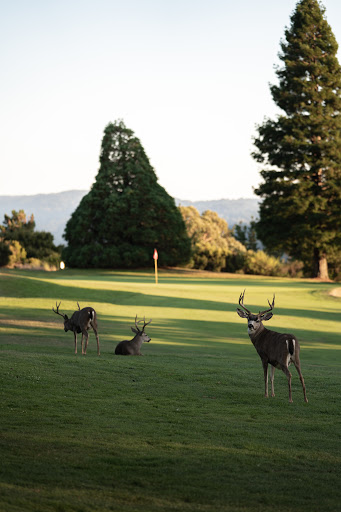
[0,268,340,511]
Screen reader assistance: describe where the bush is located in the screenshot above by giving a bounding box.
[280,259,304,278]
[8,241,27,267]
[1,210,62,269]
[225,251,248,273]
[334,272,341,283]
[0,242,11,267]
[180,207,249,273]
[244,250,282,277]
[19,258,57,271]
[192,243,228,272]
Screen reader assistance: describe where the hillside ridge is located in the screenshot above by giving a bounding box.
[0,191,259,245]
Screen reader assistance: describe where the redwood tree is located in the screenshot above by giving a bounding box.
[252,0,341,279]
[63,120,191,268]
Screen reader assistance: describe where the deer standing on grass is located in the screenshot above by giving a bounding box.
[236,290,307,403]
[115,316,152,355]
[52,301,100,356]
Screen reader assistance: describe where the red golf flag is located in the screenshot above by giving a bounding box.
[153,249,158,260]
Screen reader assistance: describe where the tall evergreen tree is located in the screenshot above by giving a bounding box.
[252,0,341,279]
[63,120,191,268]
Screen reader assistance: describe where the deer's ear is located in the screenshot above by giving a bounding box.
[64,314,68,320]
[237,308,248,318]
[131,327,139,334]
[261,312,273,321]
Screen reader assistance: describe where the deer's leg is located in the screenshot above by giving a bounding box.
[270,365,275,397]
[74,332,77,354]
[294,362,308,403]
[91,323,100,356]
[262,360,269,398]
[282,366,293,403]
[82,330,89,355]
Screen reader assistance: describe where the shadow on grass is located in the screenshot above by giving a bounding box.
[1,271,340,356]
[1,309,341,350]
[11,267,337,287]
[1,272,340,324]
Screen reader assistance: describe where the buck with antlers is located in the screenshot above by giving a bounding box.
[236,290,307,403]
[52,301,100,356]
[115,316,152,355]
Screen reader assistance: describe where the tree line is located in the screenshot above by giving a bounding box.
[1,0,340,279]
[0,210,61,270]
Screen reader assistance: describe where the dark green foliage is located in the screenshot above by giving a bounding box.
[252,0,341,279]
[0,210,60,266]
[63,121,191,268]
[0,241,11,266]
[234,218,258,251]
[14,230,57,260]
[234,223,247,246]
[224,249,248,273]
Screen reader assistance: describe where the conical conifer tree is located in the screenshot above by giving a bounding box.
[63,120,191,268]
[252,0,341,279]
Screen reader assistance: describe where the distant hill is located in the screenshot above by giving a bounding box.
[0,190,88,246]
[0,191,259,245]
[176,198,259,227]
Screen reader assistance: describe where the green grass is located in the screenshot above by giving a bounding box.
[0,267,340,512]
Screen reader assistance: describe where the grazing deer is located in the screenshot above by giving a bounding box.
[52,301,100,356]
[115,316,152,355]
[236,290,307,403]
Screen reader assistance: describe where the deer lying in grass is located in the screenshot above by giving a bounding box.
[236,290,307,403]
[115,316,152,355]
[52,301,100,356]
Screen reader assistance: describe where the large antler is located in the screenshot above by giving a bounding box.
[259,294,275,317]
[135,315,152,331]
[238,289,251,315]
[52,301,66,318]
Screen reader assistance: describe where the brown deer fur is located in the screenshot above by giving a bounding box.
[53,302,100,355]
[236,290,307,403]
[115,316,152,355]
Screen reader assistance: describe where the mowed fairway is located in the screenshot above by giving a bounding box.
[0,268,340,512]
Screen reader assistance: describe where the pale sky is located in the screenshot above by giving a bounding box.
[1,0,341,201]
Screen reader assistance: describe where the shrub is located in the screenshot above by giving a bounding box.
[244,250,282,277]
[280,259,304,278]
[0,242,11,267]
[225,251,248,274]
[8,241,27,267]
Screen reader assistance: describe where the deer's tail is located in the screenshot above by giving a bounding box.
[287,338,295,356]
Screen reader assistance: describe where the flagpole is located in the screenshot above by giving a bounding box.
[153,248,158,284]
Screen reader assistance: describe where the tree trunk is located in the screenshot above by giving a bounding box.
[313,248,329,280]
[318,255,329,280]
